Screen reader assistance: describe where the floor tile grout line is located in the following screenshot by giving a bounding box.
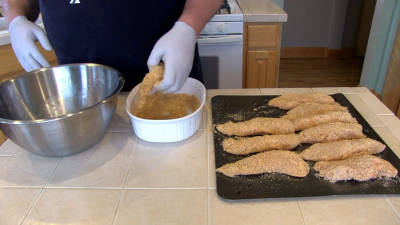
[19,186,45,225]
[296,200,308,225]
[111,189,126,225]
[384,195,400,220]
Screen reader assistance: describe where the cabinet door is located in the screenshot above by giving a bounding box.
[245,50,278,88]
[0,44,57,81]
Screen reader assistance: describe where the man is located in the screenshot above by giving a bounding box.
[3,0,222,91]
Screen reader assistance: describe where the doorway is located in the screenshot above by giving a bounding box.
[278,0,375,88]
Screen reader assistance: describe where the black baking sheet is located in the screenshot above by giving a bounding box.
[211,93,400,200]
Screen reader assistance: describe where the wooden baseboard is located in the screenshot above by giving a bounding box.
[281,47,355,59]
[369,89,382,100]
[396,102,400,118]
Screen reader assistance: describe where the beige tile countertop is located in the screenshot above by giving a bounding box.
[1,87,400,225]
[237,0,287,22]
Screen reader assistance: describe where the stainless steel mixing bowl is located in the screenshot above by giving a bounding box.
[0,63,124,157]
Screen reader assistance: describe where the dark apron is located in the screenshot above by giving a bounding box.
[39,0,203,91]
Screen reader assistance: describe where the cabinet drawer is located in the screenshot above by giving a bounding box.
[247,24,280,49]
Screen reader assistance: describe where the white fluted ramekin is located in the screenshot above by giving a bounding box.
[126,78,206,142]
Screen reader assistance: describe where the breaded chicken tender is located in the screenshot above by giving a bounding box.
[216,150,309,177]
[269,92,335,110]
[293,111,358,131]
[131,64,164,114]
[283,102,348,121]
[301,138,386,161]
[216,117,295,136]
[223,134,301,155]
[314,154,397,182]
[299,122,365,143]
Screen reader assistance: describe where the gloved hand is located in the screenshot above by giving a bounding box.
[8,16,52,72]
[147,21,197,92]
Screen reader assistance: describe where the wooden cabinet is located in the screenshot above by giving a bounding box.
[245,50,278,88]
[0,43,57,81]
[243,23,282,88]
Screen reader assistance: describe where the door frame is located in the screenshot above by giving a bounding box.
[360,0,400,95]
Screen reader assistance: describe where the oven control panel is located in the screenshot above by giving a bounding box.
[200,22,243,35]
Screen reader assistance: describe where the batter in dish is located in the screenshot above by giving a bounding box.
[132,91,199,120]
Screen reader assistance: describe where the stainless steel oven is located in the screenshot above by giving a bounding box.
[198,0,243,89]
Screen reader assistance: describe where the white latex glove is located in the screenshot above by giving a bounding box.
[9,16,52,72]
[147,21,197,92]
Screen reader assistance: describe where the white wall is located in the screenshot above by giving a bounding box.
[282,0,361,49]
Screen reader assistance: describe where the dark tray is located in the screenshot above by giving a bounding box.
[211,93,400,200]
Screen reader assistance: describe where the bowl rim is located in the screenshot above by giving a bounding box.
[125,77,206,123]
[0,63,125,125]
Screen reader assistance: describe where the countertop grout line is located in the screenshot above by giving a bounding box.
[40,186,125,190]
[121,137,138,189]
[384,195,400,220]
[206,107,210,224]
[207,189,211,225]
[111,189,126,225]
[376,113,396,116]
[44,157,63,186]
[296,199,308,225]
[19,186,45,225]
[123,187,210,190]
[0,186,43,189]
[1,186,215,190]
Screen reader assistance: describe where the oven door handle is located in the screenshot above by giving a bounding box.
[197,35,243,44]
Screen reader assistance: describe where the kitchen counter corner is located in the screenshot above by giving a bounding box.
[237,0,287,23]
